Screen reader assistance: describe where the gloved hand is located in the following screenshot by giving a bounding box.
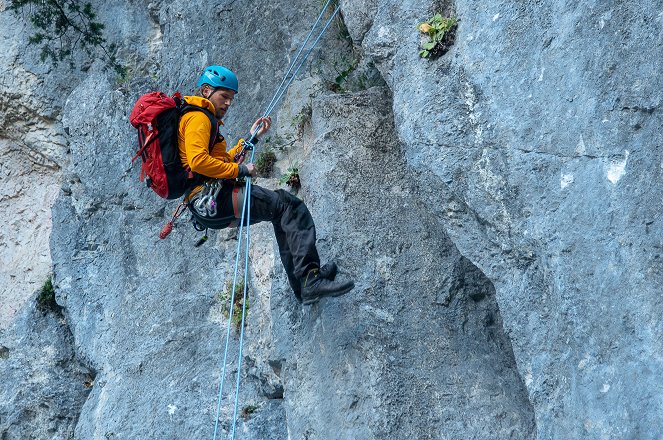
[238,163,257,178]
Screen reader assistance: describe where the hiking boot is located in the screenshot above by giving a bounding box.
[300,268,354,305]
[292,262,338,303]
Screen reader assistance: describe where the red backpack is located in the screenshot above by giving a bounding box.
[130,92,218,199]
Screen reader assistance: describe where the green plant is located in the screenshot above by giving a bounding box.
[218,280,249,331]
[112,65,137,90]
[334,59,358,92]
[292,105,312,138]
[240,403,260,419]
[418,14,458,58]
[8,0,124,73]
[279,165,301,191]
[255,148,277,177]
[36,276,61,313]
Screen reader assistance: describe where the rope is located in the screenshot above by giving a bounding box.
[211,3,341,438]
[261,0,334,120]
[263,4,341,119]
[246,3,341,143]
[230,173,252,439]
[212,175,250,440]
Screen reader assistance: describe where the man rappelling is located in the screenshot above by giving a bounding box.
[177,65,354,304]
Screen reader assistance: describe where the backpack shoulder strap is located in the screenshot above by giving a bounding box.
[180,103,219,149]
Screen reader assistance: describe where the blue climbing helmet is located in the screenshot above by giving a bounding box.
[197,65,239,92]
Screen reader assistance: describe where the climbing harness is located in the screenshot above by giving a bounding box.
[211,2,342,439]
[187,181,245,233]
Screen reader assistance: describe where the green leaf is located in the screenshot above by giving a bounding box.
[419,50,430,58]
[422,42,436,50]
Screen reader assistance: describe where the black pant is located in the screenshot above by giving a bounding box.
[189,181,320,292]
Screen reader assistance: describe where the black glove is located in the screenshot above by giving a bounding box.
[238,164,250,177]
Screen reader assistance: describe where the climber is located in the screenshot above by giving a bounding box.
[179,65,354,305]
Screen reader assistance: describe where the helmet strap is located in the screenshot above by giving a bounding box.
[206,87,221,100]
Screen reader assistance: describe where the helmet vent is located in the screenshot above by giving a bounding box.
[197,65,238,92]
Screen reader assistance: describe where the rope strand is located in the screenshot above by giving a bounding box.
[212,178,250,440]
[211,3,341,438]
[261,0,334,119]
[231,175,253,439]
[246,4,341,144]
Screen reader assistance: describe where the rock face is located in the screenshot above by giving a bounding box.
[0,4,71,330]
[344,1,663,438]
[0,302,92,440]
[1,0,661,439]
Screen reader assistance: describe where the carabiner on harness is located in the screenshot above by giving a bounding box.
[192,180,222,217]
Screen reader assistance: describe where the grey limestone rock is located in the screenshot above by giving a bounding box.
[0,302,92,440]
[0,0,661,439]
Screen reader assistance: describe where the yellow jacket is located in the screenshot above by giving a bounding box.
[178,96,244,179]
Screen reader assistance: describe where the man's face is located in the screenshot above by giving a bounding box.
[205,87,235,119]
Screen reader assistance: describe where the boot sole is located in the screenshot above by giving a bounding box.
[302,284,354,305]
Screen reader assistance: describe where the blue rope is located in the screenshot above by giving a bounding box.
[247,4,341,144]
[230,163,253,439]
[263,5,341,119]
[211,3,341,439]
[261,0,333,120]
[212,178,251,440]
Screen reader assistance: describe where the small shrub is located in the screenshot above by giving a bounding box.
[255,148,277,177]
[292,105,312,138]
[418,14,458,58]
[279,165,301,191]
[240,403,260,419]
[218,280,249,331]
[262,134,291,152]
[36,276,61,314]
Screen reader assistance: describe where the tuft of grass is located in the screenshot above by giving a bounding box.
[218,280,249,331]
[292,105,312,138]
[333,59,359,92]
[240,403,260,419]
[418,14,458,58]
[255,148,277,177]
[36,276,61,314]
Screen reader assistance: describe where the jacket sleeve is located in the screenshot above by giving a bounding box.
[208,137,242,162]
[182,112,239,179]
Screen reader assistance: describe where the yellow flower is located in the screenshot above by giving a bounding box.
[419,23,432,33]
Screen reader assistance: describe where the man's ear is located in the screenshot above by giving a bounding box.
[201,85,211,99]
